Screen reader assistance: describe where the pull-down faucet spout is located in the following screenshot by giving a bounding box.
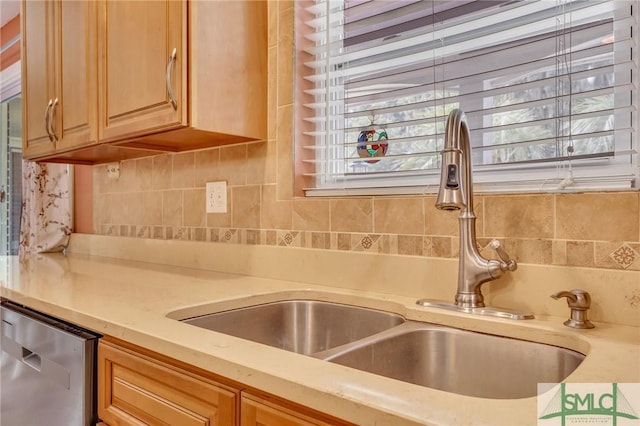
[431,109,518,309]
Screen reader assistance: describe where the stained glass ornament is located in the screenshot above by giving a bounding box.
[356,129,388,164]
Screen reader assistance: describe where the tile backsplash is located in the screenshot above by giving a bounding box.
[92,1,640,273]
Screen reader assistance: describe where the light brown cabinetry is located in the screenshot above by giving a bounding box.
[98,339,354,426]
[98,340,238,426]
[21,0,267,164]
[241,394,343,426]
[21,0,98,159]
[97,0,185,143]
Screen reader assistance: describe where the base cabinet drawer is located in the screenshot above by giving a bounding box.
[240,394,349,426]
[98,340,238,426]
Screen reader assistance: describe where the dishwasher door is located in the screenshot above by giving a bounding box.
[0,303,100,426]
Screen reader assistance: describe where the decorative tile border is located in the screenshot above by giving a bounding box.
[610,244,638,269]
[98,225,640,272]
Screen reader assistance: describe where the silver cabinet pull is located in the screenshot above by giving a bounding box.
[49,98,59,142]
[166,47,178,110]
[45,99,54,142]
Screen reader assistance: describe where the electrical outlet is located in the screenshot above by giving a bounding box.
[206,181,227,213]
[106,162,120,179]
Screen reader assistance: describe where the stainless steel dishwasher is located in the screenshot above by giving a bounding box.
[0,301,100,426]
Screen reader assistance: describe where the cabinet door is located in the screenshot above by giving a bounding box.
[54,0,98,152]
[241,395,345,426]
[98,341,238,426]
[21,0,97,159]
[98,0,186,142]
[21,0,56,158]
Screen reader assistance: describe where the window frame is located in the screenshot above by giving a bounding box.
[296,0,639,197]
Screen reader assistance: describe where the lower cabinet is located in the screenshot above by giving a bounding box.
[98,340,238,426]
[240,394,338,426]
[98,339,353,426]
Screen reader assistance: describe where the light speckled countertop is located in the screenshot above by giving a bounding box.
[1,237,639,426]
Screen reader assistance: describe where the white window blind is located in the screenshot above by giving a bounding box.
[299,0,639,196]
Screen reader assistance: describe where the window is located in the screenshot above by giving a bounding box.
[298,0,639,195]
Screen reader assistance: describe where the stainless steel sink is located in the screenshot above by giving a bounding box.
[175,299,585,399]
[323,322,585,399]
[181,300,405,355]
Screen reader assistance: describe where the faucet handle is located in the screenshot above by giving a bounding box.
[489,239,517,271]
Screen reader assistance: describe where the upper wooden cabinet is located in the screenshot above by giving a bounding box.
[21,0,267,164]
[97,0,186,142]
[21,0,98,159]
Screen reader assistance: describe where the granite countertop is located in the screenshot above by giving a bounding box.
[1,246,639,426]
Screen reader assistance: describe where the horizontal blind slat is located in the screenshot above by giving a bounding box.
[300,0,637,190]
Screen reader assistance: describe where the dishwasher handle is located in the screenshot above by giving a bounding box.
[22,347,42,371]
[2,331,70,389]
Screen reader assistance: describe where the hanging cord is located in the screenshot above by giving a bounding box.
[557,0,575,190]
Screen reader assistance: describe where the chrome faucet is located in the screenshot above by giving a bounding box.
[417,109,533,319]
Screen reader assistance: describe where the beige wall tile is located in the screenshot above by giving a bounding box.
[508,239,553,265]
[122,192,143,225]
[206,210,231,229]
[293,198,330,231]
[566,241,595,267]
[142,192,162,226]
[484,194,553,239]
[93,165,107,194]
[277,105,294,200]
[94,194,112,227]
[184,189,205,227]
[374,197,423,235]
[220,145,247,186]
[398,235,423,256]
[195,149,219,187]
[337,233,351,250]
[451,237,460,258]
[247,141,269,185]
[424,196,459,236]
[310,232,330,249]
[262,184,292,229]
[431,236,452,258]
[114,159,138,193]
[556,193,639,242]
[377,234,398,255]
[136,157,153,191]
[162,190,183,227]
[277,4,294,107]
[423,237,433,257]
[595,241,625,270]
[109,193,126,225]
[172,152,195,189]
[232,185,261,228]
[331,198,372,233]
[552,240,567,265]
[264,138,278,185]
[152,155,172,190]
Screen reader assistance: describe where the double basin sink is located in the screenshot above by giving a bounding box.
[173,299,584,399]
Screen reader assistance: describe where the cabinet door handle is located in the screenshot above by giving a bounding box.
[49,98,59,142]
[166,47,178,111]
[45,99,54,142]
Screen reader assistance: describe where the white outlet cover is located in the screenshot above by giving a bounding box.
[206,181,227,213]
[106,162,120,179]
